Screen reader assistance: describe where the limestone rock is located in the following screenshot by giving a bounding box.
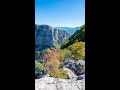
[35,25,70,51]
[64,59,85,76]
[35,76,85,90]
[63,67,77,79]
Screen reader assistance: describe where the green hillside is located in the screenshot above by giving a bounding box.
[61,24,85,49]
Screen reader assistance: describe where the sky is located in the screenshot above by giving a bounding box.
[35,0,85,27]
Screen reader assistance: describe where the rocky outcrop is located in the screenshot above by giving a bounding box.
[63,68,77,79]
[64,59,85,76]
[35,59,85,90]
[35,25,70,51]
[35,75,85,90]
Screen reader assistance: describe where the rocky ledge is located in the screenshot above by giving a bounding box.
[35,75,85,90]
[35,60,85,90]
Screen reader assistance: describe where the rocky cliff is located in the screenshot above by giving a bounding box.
[35,25,70,51]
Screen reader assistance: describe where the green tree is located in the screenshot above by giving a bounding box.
[68,42,85,60]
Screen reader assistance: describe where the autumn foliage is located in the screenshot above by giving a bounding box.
[43,48,68,79]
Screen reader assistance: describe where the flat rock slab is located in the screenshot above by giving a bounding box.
[35,77,85,90]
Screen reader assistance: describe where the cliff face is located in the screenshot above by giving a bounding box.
[35,25,70,51]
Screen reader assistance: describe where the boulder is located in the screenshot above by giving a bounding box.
[63,59,85,76]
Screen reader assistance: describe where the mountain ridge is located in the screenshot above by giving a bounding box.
[54,27,80,35]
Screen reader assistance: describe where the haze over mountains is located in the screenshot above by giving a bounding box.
[54,27,80,35]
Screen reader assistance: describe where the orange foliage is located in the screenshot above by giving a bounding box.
[43,48,65,77]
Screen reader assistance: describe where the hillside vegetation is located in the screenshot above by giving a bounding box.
[35,24,85,79]
[61,24,85,49]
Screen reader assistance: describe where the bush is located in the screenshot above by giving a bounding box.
[35,61,44,79]
[54,69,68,79]
[59,49,72,59]
[68,41,85,60]
[43,48,68,79]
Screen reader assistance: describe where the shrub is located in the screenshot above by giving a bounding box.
[43,48,68,79]
[59,49,72,59]
[35,61,44,79]
[54,69,68,79]
[68,41,85,60]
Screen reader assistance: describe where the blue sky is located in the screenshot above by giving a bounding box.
[35,0,85,27]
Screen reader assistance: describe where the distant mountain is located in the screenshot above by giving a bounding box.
[54,27,80,35]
